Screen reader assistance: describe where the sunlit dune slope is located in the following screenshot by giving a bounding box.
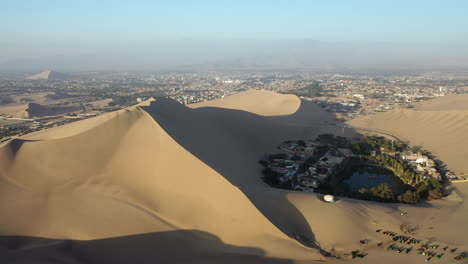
[25,70,69,80]
[189,89,301,116]
[19,99,155,141]
[0,104,28,118]
[348,98,468,174]
[0,96,325,261]
[1,90,468,264]
[413,94,468,111]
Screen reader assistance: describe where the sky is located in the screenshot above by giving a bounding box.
[1,0,468,72]
[2,0,468,42]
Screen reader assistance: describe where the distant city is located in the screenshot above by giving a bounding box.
[1,71,468,142]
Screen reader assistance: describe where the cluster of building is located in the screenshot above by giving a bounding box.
[266,140,354,192]
[370,149,446,182]
[261,134,452,195]
[2,71,468,142]
[293,73,468,120]
[399,153,441,181]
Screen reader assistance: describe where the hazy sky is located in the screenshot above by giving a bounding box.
[3,0,468,42]
[2,0,468,72]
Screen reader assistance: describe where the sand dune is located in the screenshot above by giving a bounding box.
[348,99,468,174]
[26,70,69,80]
[0,94,325,262]
[190,90,301,116]
[413,94,468,111]
[0,92,80,119]
[1,90,467,263]
[0,104,29,118]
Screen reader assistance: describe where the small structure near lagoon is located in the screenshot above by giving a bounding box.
[259,134,447,204]
[324,195,335,203]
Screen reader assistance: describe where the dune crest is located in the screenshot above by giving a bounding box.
[190,89,301,116]
[0,95,324,261]
[1,90,468,263]
[26,70,69,80]
[413,94,468,111]
[348,103,468,174]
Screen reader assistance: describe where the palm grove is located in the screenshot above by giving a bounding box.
[261,134,445,204]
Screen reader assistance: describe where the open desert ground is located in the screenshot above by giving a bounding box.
[0,90,467,263]
[348,95,468,175]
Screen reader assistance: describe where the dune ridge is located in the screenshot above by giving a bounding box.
[189,89,301,116]
[25,70,69,80]
[0,94,325,261]
[348,106,468,174]
[1,90,468,264]
[413,94,468,111]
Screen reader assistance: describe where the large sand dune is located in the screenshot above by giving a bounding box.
[1,90,467,263]
[189,89,301,116]
[26,70,69,80]
[413,94,468,111]
[0,92,80,120]
[348,96,468,174]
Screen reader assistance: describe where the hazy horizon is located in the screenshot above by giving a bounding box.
[2,0,468,72]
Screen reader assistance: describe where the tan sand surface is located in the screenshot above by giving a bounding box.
[189,89,301,116]
[0,90,467,263]
[414,94,468,111]
[86,98,114,109]
[0,92,70,118]
[0,104,29,117]
[25,70,68,80]
[348,103,468,174]
[13,92,52,105]
[26,70,53,80]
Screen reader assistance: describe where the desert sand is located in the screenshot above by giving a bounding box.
[0,94,113,123]
[26,70,54,80]
[0,90,467,263]
[189,89,301,116]
[348,96,468,175]
[0,92,73,119]
[413,94,468,111]
[25,70,69,80]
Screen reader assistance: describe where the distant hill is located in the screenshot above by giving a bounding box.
[12,103,54,118]
[26,70,69,80]
[13,102,81,118]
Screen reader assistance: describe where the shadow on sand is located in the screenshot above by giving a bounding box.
[141,98,358,252]
[0,230,294,264]
[6,139,39,154]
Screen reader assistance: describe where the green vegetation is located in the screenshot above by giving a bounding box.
[367,155,420,185]
[305,82,323,97]
[261,167,279,186]
[284,82,323,97]
[370,183,395,202]
[397,190,421,204]
[416,178,444,200]
[351,141,363,154]
[354,135,409,153]
[318,135,445,203]
[260,134,445,204]
[261,166,294,190]
[350,176,443,204]
[321,176,444,204]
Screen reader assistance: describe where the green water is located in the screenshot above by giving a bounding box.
[345,166,403,193]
